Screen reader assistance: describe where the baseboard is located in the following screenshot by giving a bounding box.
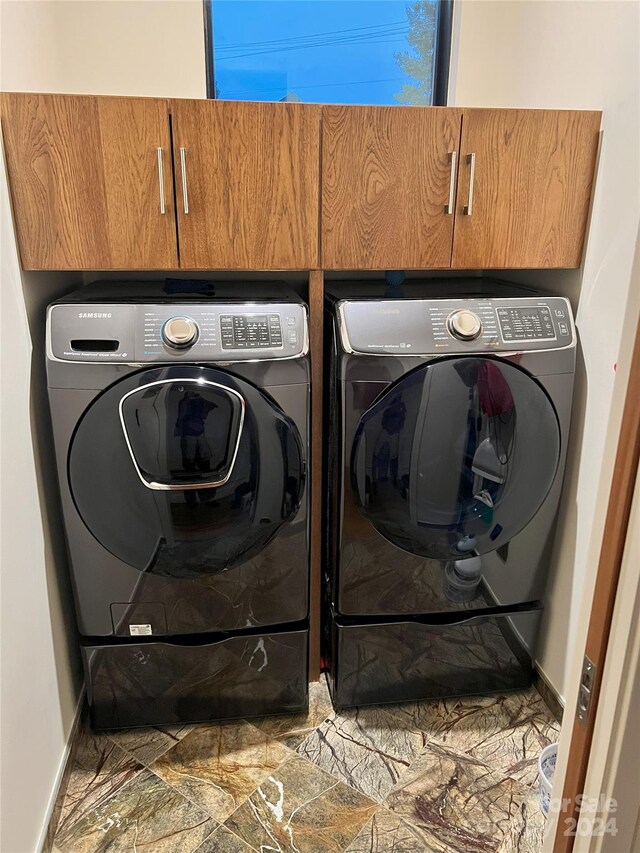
[533,665,564,725]
[38,689,85,853]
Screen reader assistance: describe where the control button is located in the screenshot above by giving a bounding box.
[555,308,566,318]
[288,330,298,345]
[287,316,296,326]
[161,316,199,349]
[558,322,569,335]
[448,309,483,341]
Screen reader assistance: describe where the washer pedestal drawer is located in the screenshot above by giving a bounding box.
[82,628,308,729]
[327,610,540,709]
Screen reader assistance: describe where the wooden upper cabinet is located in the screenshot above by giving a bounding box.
[1,95,600,273]
[170,99,320,269]
[1,93,177,270]
[322,106,462,270]
[452,109,601,269]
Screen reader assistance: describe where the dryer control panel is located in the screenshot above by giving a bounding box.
[337,296,575,356]
[47,302,308,363]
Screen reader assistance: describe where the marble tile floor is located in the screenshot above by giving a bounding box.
[49,680,560,853]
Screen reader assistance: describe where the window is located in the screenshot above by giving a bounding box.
[205,1,453,106]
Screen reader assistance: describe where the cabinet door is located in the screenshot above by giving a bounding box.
[322,106,462,270]
[171,100,320,270]
[1,93,177,270]
[452,109,601,269]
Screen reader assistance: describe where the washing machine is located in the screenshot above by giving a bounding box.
[324,280,576,708]
[47,280,309,729]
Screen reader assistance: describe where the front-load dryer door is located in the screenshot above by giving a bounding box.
[67,365,306,634]
[350,357,560,562]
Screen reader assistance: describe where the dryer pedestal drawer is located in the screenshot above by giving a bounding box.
[82,628,308,729]
[327,610,540,709]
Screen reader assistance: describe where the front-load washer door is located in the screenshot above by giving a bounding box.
[350,357,560,562]
[68,365,305,579]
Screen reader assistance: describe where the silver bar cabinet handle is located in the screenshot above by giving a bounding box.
[445,151,456,214]
[156,147,166,215]
[463,152,476,216]
[179,147,189,215]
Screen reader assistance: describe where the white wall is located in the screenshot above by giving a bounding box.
[450,0,640,699]
[0,8,84,851]
[0,2,206,850]
[0,150,84,853]
[0,0,206,97]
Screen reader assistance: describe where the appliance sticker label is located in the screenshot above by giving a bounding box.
[129,624,152,636]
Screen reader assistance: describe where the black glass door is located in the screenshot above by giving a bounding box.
[120,378,245,490]
[350,357,560,560]
[69,366,304,577]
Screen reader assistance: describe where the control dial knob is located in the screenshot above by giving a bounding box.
[447,309,482,341]
[162,316,199,349]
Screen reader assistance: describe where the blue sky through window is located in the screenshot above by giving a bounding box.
[210,1,440,105]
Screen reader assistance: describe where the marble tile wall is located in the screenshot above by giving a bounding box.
[49,680,559,853]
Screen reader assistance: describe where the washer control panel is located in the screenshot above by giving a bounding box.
[496,306,556,342]
[337,296,575,356]
[220,314,283,349]
[48,302,307,363]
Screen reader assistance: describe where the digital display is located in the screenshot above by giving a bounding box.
[496,306,556,342]
[220,314,283,349]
